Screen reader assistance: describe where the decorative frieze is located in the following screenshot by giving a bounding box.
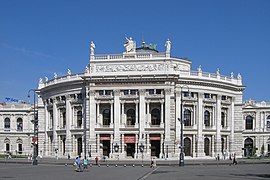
[96,63,166,73]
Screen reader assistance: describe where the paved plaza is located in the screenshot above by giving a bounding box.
[0,162,269,180]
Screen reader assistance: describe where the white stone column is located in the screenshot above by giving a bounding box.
[139,89,146,142]
[160,99,164,127]
[53,99,58,151]
[97,101,100,124]
[110,134,113,158]
[135,100,139,126]
[113,90,120,144]
[65,96,72,156]
[229,99,235,153]
[97,134,100,156]
[121,101,125,125]
[89,90,96,155]
[164,88,171,142]
[216,95,222,155]
[197,93,204,157]
[160,134,164,158]
[192,134,196,157]
[110,101,114,126]
[146,100,150,128]
[175,89,181,154]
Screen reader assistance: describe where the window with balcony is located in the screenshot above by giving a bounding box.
[103,109,111,126]
[245,115,253,130]
[221,112,225,128]
[77,111,82,128]
[184,109,191,126]
[126,109,136,126]
[17,118,23,131]
[204,111,210,127]
[267,115,270,129]
[4,118,10,130]
[151,108,161,125]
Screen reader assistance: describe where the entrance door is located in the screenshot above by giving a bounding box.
[126,143,135,158]
[244,138,253,157]
[102,140,110,157]
[77,138,82,156]
[151,140,160,157]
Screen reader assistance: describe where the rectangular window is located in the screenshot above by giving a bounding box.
[149,89,154,94]
[267,121,270,129]
[204,93,210,99]
[130,90,137,95]
[221,96,227,100]
[123,90,129,95]
[99,90,104,95]
[156,89,162,94]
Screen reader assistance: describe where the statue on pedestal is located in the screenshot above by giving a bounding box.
[165,39,171,52]
[90,41,95,55]
[124,37,136,53]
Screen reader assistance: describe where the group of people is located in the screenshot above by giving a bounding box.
[215,153,238,165]
[74,156,89,172]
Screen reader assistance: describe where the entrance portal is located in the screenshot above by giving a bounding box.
[126,143,135,158]
[77,137,82,156]
[102,140,110,157]
[151,140,160,157]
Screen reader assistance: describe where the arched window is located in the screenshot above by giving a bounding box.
[184,109,191,126]
[17,118,23,131]
[4,138,10,153]
[17,139,23,154]
[221,112,225,128]
[204,138,210,156]
[267,115,270,129]
[151,108,161,125]
[126,109,136,125]
[61,110,66,128]
[221,138,225,153]
[77,111,82,128]
[244,138,253,156]
[245,115,253,130]
[204,111,210,127]
[4,118,10,130]
[103,109,111,126]
[184,138,191,156]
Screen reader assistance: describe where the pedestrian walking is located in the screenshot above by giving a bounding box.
[95,156,99,165]
[232,153,237,165]
[83,158,88,170]
[75,156,82,172]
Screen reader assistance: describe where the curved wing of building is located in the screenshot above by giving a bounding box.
[37,39,246,160]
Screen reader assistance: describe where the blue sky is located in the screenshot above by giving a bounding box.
[0,0,269,102]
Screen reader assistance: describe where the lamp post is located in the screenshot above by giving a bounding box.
[178,85,189,167]
[114,143,119,166]
[28,89,38,165]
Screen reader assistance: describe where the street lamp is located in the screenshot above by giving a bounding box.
[178,85,189,167]
[28,89,38,165]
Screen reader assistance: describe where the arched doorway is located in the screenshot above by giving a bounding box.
[77,137,83,156]
[184,137,191,156]
[204,138,210,156]
[244,138,253,157]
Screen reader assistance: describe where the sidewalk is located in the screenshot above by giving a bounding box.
[0,157,269,167]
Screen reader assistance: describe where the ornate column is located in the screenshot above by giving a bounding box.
[97,134,100,155]
[229,98,235,153]
[192,134,196,157]
[89,89,97,156]
[164,88,171,142]
[53,99,58,152]
[121,101,125,125]
[96,101,100,125]
[139,89,146,142]
[65,96,72,157]
[113,90,121,144]
[215,95,222,156]
[160,99,164,127]
[110,100,114,126]
[197,93,205,157]
[135,100,139,126]
[175,89,181,155]
[146,100,150,128]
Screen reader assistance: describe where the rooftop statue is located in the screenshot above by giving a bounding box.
[90,41,95,55]
[124,37,136,53]
[165,39,171,52]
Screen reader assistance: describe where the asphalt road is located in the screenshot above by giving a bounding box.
[0,163,269,180]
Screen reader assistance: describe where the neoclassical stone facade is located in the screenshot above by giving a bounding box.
[242,100,270,156]
[0,101,34,156]
[35,39,248,160]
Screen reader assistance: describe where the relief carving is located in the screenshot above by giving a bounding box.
[96,63,166,72]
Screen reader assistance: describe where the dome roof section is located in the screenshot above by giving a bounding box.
[136,42,159,53]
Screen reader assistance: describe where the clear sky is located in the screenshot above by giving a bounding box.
[0,0,269,103]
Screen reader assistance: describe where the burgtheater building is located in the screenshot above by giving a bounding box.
[35,38,247,160]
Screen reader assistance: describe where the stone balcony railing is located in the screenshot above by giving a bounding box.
[90,53,167,61]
